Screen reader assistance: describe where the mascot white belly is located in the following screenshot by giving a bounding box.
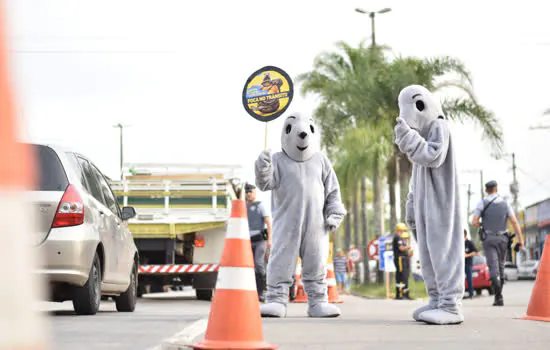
[255,112,346,318]
[394,85,465,325]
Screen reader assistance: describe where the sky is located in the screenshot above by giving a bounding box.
[5,0,550,223]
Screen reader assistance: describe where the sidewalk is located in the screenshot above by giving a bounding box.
[191,280,549,350]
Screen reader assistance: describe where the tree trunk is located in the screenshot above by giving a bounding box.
[344,197,351,251]
[372,166,383,239]
[360,177,369,284]
[353,182,359,248]
[398,154,412,223]
[388,149,398,234]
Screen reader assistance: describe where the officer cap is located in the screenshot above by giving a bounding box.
[485,180,497,189]
[245,183,256,193]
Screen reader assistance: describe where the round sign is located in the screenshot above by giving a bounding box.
[348,248,362,263]
[367,239,379,260]
[242,66,294,122]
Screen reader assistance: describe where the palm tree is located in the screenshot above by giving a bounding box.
[297,40,504,240]
[382,55,504,223]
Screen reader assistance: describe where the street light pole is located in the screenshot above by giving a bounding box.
[355,7,392,48]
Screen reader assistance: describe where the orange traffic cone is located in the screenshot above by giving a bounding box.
[0,1,48,348]
[326,263,343,303]
[291,259,307,303]
[190,199,277,349]
[521,238,550,322]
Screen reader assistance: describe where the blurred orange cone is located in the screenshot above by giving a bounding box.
[326,263,343,303]
[291,258,307,303]
[521,238,550,322]
[0,1,48,349]
[189,199,277,349]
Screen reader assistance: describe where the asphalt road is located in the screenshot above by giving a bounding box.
[41,280,549,350]
[39,291,211,350]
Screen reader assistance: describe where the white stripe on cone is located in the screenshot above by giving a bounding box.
[225,218,251,240]
[215,266,256,291]
[0,192,48,348]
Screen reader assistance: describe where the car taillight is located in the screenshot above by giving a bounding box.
[52,184,84,228]
[194,234,205,248]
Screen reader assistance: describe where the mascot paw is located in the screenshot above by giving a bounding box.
[412,304,437,322]
[307,302,341,318]
[260,302,286,318]
[418,309,464,325]
[257,150,272,169]
[325,216,341,232]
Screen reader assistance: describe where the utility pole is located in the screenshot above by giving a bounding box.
[510,152,519,215]
[355,7,392,48]
[113,123,131,180]
[479,170,484,200]
[492,152,520,216]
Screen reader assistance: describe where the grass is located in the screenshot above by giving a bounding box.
[351,275,429,299]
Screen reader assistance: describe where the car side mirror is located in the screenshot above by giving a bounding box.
[121,206,137,221]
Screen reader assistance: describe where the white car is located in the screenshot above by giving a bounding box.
[517,260,539,280]
[504,262,519,281]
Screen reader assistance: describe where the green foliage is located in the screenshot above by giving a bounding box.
[351,276,428,299]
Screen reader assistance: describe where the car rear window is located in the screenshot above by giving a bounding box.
[33,144,69,191]
[472,255,486,265]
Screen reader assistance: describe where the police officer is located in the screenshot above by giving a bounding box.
[472,180,524,306]
[393,223,413,300]
[245,183,272,302]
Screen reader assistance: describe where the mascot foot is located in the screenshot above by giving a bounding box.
[418,309,464,325]
[412,304,437,322]
[260,302,286,318]
[307,302,341,318]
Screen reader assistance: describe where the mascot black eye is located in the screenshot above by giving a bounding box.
[285,124,292,134]
[310,125,315,133]
[415,100,425,111]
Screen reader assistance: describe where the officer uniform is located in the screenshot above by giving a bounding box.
[393,226,412,300]
[473,180,514,306]
[245,184,270,302]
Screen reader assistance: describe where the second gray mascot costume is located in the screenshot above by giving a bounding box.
[394,85,465,325]
[255,112,346,318]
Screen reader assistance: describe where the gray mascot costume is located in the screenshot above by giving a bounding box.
[394,85,465,325]
[255,111,346,318]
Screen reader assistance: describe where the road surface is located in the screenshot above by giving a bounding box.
[42,280,549,350]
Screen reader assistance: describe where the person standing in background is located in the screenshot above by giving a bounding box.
[245,183,272,302]
[464,229,479,299]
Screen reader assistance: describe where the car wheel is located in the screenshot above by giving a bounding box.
[72,252,101,315]
[196,289,213,301]
[115,264,137,312]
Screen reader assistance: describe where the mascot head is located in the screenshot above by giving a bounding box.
[398,85,445,136]
[281,111,319,162]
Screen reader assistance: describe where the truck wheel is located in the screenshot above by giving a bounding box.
[72,253,101,315]
[115,264,137,312]
[196,289,213,301]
